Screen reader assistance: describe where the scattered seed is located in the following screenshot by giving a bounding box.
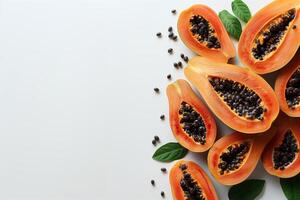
[180,53,185,59]
[152,139,157,146]
[168,48,173,54]
[156,32,162,38]
[161,191,165,198]
[167,74,172,80]
[168,26,173,32]
[160,115,165,120]
[154,88,160,93]
[168,32,174,38]
[184,56,189,62]
[178,61,183,68]
[161,168,167,173]
[151,179,155,186]
[172,35,178,41]
[154,135,160,142]
[171,9,177,14]
[173,63,179,69]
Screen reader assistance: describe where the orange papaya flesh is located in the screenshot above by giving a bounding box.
[208,128,276,185]
[239,0,300,74]
[170,160,218,200]
[167,79,217,152]
[262,113,300,178]
[184,56,279,134]
[178,4,235,63]
[275,50,300,117]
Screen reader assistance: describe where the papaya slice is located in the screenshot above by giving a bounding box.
[208,128,276,185]
[239,0,300,74]
[167,79,217,152]
[177,5,235,63]
[170,160,218,200]
[275,50,300,117]
[184,57,279,134]
[262,114,300,178]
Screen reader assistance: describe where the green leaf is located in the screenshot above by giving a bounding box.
[219,10,242,40]
[232,0,252,23]
[280,174,300,200]
[152,142,188,162]
[228,179,265,200]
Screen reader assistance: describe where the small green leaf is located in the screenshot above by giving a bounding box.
[232,0,252,23]
[219,10,242,40]
[152,142,188,162]
[228,179,265,200]
[280,174,300,200]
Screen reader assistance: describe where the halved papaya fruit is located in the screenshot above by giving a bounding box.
[239,0,300,74]
[208,128,276,185]
[167,79,217,152]
[275,50,300,117]
[170,160,218,200]
[262,113,300,178]
[184,57,279,134]
[178,5,235,63]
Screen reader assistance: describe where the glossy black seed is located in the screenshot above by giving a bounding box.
[218,142,250,175]
[156,32,162,38]
[209,77,265,120]
[252,9,296,60]
[154,88,160,93]
[181,54,185,59]
[172,9,177,14]
[184,56,189,62]
[168,48,173,54]
[160,115,165,120]
[178,61,183,68]
[172,35,178,41]
[168,26,173,32]
[167,74,172,80]
[273,130,299,170]
[179,101,206,145]
[154,135,160,142]
[161,191,165,198]
[293,25,297,29]
[151,179,155,186]
[174,62,179,69]
[179,165,205,200]
[168,32,174,38]
[152,139,157,146]
[161,168,167,173]
[190,15,221,49]
[286,68,300,109]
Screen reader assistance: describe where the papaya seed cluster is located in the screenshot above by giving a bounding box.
[189,15,221,49]
[179,164,205,200]
[286,68,300,109]
[179,102,207,144]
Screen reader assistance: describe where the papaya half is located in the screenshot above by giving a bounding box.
[262,113,300,178]
[239,0,300,74]
[178,5,235,63]
[170,160,218,200]
[184,57,279,134]
[167,79,217,152]
[208,128,276,185]
[275,50,300,117]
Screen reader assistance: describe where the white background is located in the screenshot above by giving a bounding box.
[0,0,287,199]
